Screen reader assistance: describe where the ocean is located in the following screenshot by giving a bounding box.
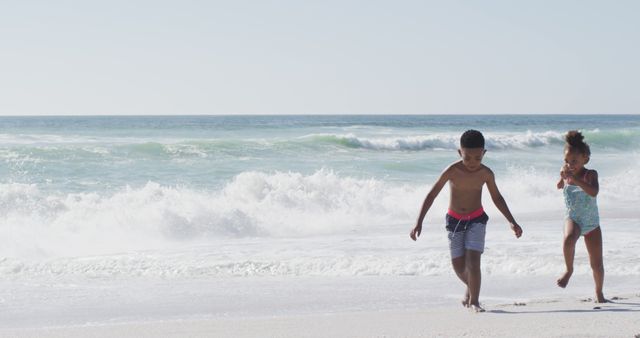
[1,114,639,326]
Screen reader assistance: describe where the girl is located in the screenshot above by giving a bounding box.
[556,130,605,303]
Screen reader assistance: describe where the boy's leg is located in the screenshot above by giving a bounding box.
[465,249,483,311]
[460,221,485,311]
[557,219,580,288]
[584,227,605,302]
[449,230,470,306]
[451,256,469,306]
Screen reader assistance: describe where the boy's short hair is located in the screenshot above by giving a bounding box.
[460,130,485,149]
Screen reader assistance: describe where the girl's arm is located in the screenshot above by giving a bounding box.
[485,169,523,238]
[557,165,568,189]
[410,168,450,241]
[570,170,599,197]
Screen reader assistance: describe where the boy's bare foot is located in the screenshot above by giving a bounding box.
[461,290,470,307]
[595,293,607,303]
[469,303,485,313]
[556,271,573,288]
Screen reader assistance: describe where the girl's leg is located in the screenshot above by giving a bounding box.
[584,227,605,302]
[557,219,580,288]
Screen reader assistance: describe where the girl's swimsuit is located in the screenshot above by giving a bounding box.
[563,173,599,236]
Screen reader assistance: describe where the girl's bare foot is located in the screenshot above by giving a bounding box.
[557,270,573,288]
[595,292,607,303]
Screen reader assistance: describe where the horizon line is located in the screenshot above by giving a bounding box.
[0,112,638,117]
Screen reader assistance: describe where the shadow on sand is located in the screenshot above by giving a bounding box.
[489,300,640,314]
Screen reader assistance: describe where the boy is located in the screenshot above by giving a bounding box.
[410,130,523,312]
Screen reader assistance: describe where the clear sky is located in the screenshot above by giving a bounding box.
[0,0,638,115]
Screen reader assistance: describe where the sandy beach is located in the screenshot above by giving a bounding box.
[2,293,638,338]
[0,273,638,338]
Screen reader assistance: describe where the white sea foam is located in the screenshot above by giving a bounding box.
[1,166,637,260]
[0,171,424,257]
[1,217,638,280]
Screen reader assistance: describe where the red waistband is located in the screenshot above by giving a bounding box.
[447,207,484,220]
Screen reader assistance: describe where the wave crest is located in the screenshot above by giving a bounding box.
[309,131,566,151]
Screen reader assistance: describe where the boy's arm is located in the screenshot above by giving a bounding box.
[485,170,523,238]
[410,168,450,241]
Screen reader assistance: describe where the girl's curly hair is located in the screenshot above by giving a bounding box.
[564,130,590,157]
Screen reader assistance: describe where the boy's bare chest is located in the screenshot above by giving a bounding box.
[449,173,485,191]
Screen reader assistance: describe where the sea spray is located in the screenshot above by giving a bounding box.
[1,115,639,281]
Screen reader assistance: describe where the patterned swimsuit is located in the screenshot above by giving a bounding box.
[563,173,599,235]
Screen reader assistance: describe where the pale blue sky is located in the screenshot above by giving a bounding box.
[0,1,638,115]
